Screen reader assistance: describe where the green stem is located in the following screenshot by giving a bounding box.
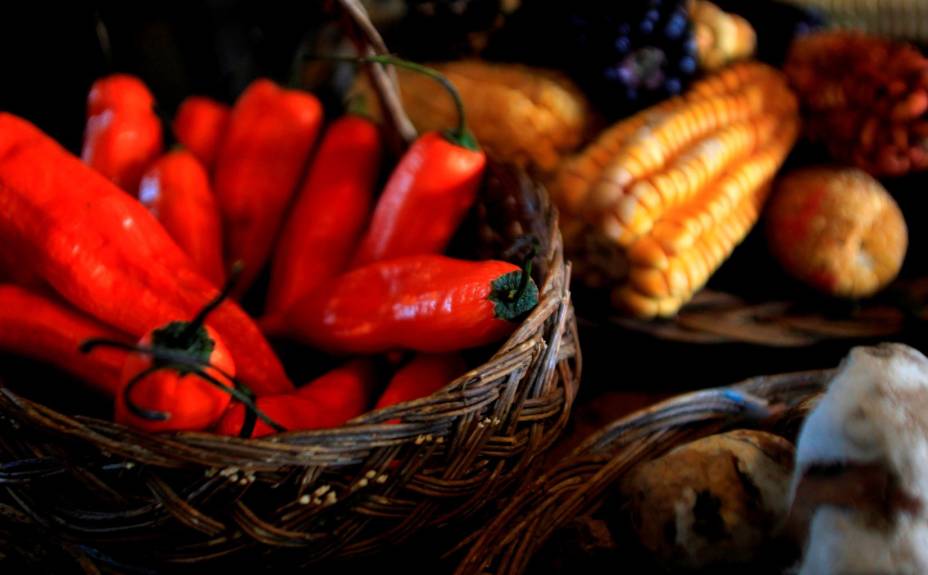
[81,338,285,435]
[508,244,537,303]
[318,54,478,150]
[180,261,243,345]
[122,364,170,421]
[192,368,285,437]
[81,340,215,370]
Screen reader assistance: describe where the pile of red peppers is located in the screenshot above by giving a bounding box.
[0,59,539,438]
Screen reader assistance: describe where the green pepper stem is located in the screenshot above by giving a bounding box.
[192,367,285,437]
[80,263,283,435]
[508,243,538,303]
[81,337,286,435]
[122,364,170,421]
[315,54,478,150]
[180,261,243,345]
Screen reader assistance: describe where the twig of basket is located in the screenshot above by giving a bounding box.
[334,0,416,145]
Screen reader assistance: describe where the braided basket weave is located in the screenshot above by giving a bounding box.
[785,0,928,42]
[0,2,580,571]
[454,369,830,575]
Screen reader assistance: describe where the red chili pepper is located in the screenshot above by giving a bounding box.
[0,113,293,395]
[139,151,226,287]
[0,284,129,396]
[86,73,155,117]
[349,58,486,268]
[114,323,236,432]
[215,359,378,438]
[82,74,163,192]
[375,353,467,410]
[264,115,382,316]
[85,269,283,433]
[262,255,538,354]
[214,79,323,297]
[172,96,230,169]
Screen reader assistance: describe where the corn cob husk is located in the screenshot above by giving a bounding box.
[785,0,928,43]
[690,0,757,71]
[352,59,592,173]
[785,31,928,176]
[552,62,800,318]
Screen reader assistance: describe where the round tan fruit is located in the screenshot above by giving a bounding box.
[619,430,796,571]
[766,167,907,298]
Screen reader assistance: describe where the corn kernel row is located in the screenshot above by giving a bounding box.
[552,62,800,318]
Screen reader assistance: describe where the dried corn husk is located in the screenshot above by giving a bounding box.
[352,59,592,173]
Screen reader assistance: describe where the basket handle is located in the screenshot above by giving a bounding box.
[334,0,417,145]
[451,369,831,575]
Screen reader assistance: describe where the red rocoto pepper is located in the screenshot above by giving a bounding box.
[215,359,378,438]
[139,150,226,287]
[172,96,230,169]
[86,73,155,117]
[262,255,539,354]
[0,113,292,395]
[213,79,323,297]
[350,58,486,268]
[0,284,129,396]
[82,74,163,192]
[114,323,235,433]
[375,353,467,410]
[264,115,382,316]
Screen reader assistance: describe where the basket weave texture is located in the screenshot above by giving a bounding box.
[0,1,580,568]
[0,162,579,571]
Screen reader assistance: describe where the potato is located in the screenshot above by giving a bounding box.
[618,429,795,571]
[766,167,907,299]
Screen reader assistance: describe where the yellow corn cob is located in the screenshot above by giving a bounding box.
[553,100,677,215]
[586,65,794,236]
[618,122,798,317]
[551,62,776,216]
[605,113,781,246]
[352,60,592,173]
[619,181,768,315]
[640,118,799,258]
[554,62,800,318]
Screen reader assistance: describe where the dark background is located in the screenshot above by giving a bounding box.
[0,2,331,153]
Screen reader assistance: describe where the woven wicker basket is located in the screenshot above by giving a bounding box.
[785,0,928,43]
[0,2,580,571]
[454,369,831,575]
